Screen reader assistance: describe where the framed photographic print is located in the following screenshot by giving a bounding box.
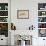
[17,10,29,19]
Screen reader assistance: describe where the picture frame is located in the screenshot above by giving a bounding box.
[17,10,29,19]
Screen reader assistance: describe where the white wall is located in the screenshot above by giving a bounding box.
[11,0,38,30]
[11,0,46,46]
[0,0,8,3]
[11,0,46,30]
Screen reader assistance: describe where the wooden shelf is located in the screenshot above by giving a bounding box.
[0,10,8,11]
[38,16,46,17]
[38,28,46,29]
[38,10,46,11]
[0,22,8,23]
[38,22,46,23]
[0,16,8,17]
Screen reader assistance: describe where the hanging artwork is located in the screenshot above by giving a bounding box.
[17,10,29,19]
